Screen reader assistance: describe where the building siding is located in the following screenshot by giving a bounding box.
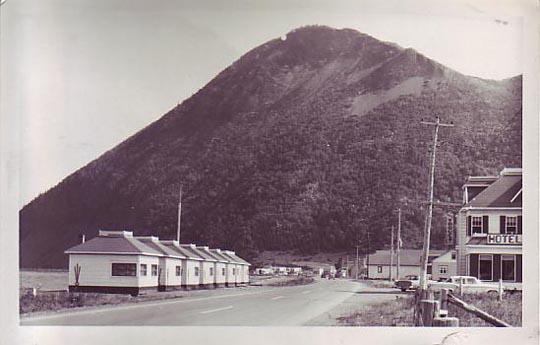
[68,253,160,288]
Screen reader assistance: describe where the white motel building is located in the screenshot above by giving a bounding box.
[456,168,522,289]
[65,230,250,295]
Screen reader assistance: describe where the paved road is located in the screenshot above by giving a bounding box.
[21,279,401,326]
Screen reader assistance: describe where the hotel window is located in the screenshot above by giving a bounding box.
[505,217,518,234]
[222,268,226,276]
[151,264,158,276]
[377,266,383,273]
[176,266,181,276]
[451,252,456,260]
[209,267,214,276]
[478,254,493,281]
[140,264,147,276]
[194,267,199,276]
[471,216,483,234]
[439,265,448,274]
[501,255,516,281]
[112,263,137,277]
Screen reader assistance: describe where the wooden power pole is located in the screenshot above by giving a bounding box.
[176,185,183,243]
[396,208,401,279]
[418,117,453,291]
[390,225,394,281]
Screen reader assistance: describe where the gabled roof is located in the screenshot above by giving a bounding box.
[179,245,213,261]
[466,172,522,208]
[135,237,185,258]
[209,249,233,263]
[221,251,251,265]
[160,241,201,260]
[65,236,162,256]
[199,248,228,262]
[367,249,445,266]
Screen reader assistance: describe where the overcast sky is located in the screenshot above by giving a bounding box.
[1,0,525,207]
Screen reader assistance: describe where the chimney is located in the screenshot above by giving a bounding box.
[81,234,85,243]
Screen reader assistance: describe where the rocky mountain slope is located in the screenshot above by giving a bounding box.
[20,26,521,268]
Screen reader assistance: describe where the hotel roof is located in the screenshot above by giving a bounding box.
[465,170,522,208]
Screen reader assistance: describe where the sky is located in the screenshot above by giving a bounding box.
[0,0,526,207]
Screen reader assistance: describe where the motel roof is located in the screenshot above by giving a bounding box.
[64,231,251,264]
[135,237,186,258]
[65,233,162,256]
[179,244,215,261]
[220,251,251,265]
[198,247,229,263]
[160,241,202,260]
[465,169,522,208]
[367,249,446,266]
[209,249,234,263]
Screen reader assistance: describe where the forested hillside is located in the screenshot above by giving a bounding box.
[20,26,521,268]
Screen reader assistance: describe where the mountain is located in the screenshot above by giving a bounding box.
[19,26,522,268]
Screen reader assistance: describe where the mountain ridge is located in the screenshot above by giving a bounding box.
[20,26,521,268]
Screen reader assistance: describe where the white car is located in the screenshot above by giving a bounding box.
[428,276,499,295]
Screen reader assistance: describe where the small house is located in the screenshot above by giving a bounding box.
[431,250,457,281]
[65,230,162,296]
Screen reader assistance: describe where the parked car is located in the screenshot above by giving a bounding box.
[395,275,420,292]
[428,276,499,295]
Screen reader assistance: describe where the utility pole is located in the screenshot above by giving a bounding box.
[389,225,394,281]
[355,245,360,280]
[176,185,183,243]
[397,208,401,280]
[419,117,453,291]
[366,230,371,279]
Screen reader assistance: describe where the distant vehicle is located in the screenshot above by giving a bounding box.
[322,272,335,280]
[428,276,499,295]
[395,275,420,292]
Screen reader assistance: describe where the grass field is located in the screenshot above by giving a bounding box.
[337,292,522,327]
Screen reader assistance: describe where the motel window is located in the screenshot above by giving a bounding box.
[112,263,137,277]
[506,217,518,234]
[222,268,226,276]
[140,264,147,276]
[501,255,516,281]
[151,264,158,276]
[176,266,181,276]
[377,266,382,273]
[478,254,493,281]
[438,265,448,274]
[194,267,199,276]
[210,267,214,276]
[471,216,483,234]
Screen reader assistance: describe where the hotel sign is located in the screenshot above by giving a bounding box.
[487,234,522,245]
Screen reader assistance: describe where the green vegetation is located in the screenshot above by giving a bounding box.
[337,295,414,326]
[447,292,522,327]
[337,292,522,327]
[20,26,521,269]
[20,291,134,314]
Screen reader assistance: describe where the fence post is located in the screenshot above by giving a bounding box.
[420,300,438,326]
[440,288,449,310]
[433,317,459,327]
[498,279,503,301]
